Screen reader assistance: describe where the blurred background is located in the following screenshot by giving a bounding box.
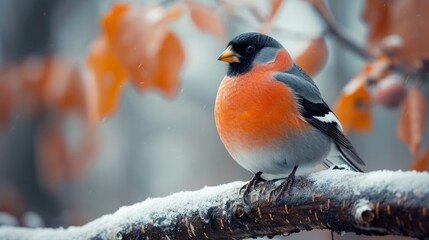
[0,0,427,239]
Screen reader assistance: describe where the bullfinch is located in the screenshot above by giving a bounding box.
[215,32,365,202]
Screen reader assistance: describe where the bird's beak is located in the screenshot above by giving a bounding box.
[217,46,240,63]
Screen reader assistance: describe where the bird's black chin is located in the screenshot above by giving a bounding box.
[227,62,252,77]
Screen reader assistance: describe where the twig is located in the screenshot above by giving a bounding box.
[307,0,429,83]
[1,170,428,239]
[306,0,372,59]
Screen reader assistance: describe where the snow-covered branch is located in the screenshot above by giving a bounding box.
[1,170,429,239]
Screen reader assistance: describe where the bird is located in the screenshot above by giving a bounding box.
[215,32,365,203]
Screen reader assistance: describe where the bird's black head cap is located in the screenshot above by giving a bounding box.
[219,32,283,76]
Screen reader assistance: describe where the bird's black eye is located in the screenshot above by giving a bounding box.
[245,45,256,53]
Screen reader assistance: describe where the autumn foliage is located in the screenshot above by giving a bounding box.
[0,0,428,193]
[0,57,98,189]
[330,0,429,170]
[0,1,225,190]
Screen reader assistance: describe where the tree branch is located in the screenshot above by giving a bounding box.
[1,170,429,239]
[307,0,429,84]
[305,0,372,60]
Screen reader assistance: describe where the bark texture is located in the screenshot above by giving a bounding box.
[0,170,428,240]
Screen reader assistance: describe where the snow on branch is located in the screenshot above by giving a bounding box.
[1,170,429,239]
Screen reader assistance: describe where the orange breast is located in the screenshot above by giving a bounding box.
[215,69,308,152]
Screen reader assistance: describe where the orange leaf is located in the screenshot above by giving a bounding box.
[101,3,184,97]
[152,32,185,97]
[409,146,429,171]
[165,3,184,22]
[366,53,391,80]
[294,38,328,77]
[20,57,99,125]
[36,125,67,190]
[334,53,394,134]
[18,57,52,113]
[102,4,161,92]
[334,71,372,134]
[102,3,130,44]
[0,81,12,129]
[397,87,427,156]
[87,36,128,117]
[0,186,24,218]
[61,68,99,127]
[363,0,429,65]
[0,56,96,118]
[362,0,389,48]
[186,2,225,39]
[0,56,98,189]
[37,119,95,190]
[42,58,83,110]
[36,123,97,189]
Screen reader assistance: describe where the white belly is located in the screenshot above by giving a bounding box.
[231,128,331,180]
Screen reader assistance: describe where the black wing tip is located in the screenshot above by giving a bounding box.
[344,144,366,166]
[336,145,365,172]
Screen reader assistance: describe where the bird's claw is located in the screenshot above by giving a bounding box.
[240,172,264,204]
[269,178,293,203]
[239,184,247,194]
[268,166,298,203]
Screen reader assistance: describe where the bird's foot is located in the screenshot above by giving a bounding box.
[269,166,298,203]
[240,172,265,204]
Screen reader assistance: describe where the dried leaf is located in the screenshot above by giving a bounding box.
[186,2,225,38]
[334,52,396,134]
[18,57,52,114]
[362,0,389,48]
[101,3,184,97]
[294,38,328,77]
[409,146,429,171]
[164,3,184,22]
[102,3,130,44]
[0,57,97,118]
[36,125,67,190]
[61,67,99,127]
[26,57,99,124]
[0,186,24,217]
[397,87,427,156]
[334,72,372,134]
[87,36,128,117]
[0,82,12,129]
[0,56,98,189]
[152,32,185,97]
[36,120,95,190]
[102,4,161,91]
[43,58,84,111]
[363,0,429,65]
[366,53,391,80]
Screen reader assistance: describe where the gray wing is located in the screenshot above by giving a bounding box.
[273,65,365,172]
[273,65,323,104]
